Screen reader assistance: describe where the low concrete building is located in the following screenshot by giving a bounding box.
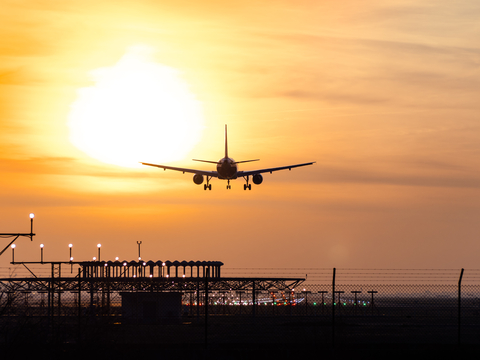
[120,292,182,324]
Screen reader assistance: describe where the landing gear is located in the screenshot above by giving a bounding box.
[243,176,252,190]
[226,180,231,189]
[204,177,212,190]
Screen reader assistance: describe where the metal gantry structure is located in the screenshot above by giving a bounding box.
[0,213,35,258]
[0,260,305,299]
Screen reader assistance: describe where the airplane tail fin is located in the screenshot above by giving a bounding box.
[225,124,228,158]
[192,125,259,164]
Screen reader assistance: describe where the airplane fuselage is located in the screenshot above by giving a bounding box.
[217,157,238,179]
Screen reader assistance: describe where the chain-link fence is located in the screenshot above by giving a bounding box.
[1,267,480,351]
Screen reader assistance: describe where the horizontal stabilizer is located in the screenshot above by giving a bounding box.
[232,159,260,164]
[193,159,220,164]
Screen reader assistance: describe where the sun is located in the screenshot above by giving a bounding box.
[68,45,204,168]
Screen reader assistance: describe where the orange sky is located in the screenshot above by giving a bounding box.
[1,1,479,272]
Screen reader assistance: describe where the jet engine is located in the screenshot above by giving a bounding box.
[193,174,204,185]
[252,174,263,185]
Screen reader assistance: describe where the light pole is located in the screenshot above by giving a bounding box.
[97,244,101,261]
[29,213,34,240]
[69,244,73,262]
[302,290,311,315]
[40,244,44,263]
[11,244,15,263]
[137,241,142,260]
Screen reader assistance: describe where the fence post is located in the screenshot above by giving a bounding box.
[332,267,336,347]
[252,281,256,318]
[196,279,200,319]
[204,267,209,348]
[78,268,82,343]
[458,268,464,346]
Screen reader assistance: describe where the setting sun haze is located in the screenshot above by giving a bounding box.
[1,1,479,271]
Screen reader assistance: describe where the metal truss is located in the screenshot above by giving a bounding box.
[0,276,304,293]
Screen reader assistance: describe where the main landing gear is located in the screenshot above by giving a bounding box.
[204,176,212,190]
[243,176,252,190]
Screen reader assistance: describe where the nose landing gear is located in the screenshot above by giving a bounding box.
[227,180,231,189]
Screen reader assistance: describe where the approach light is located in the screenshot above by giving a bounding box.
[11,244,16,249]
[69,244,73,248]
[29,213,35,219]
[97,244,101,248]
[40,244,44,248]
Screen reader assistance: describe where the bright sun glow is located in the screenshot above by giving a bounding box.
[68,45,204,167]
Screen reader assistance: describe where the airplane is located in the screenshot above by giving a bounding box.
[141,125,315,190]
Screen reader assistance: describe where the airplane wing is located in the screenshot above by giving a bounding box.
[237,162,315,177]
[141,162,218,177]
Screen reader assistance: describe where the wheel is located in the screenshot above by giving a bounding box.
[244,184,247,190]
[209,184,212,190]
[248,184,252,190]
[204,184,207,190]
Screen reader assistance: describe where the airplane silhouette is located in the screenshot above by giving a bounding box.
[141,125,315,190]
